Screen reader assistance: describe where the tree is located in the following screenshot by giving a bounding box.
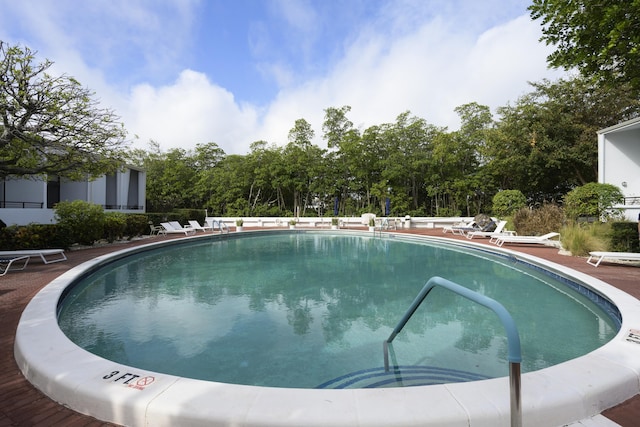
[529,0,640,94]
[0,41,127,179]
[563,182,624,221]
[322,105,354,149]
[492,190,526,217]
[484,76,640,202]
[285,118,320,216]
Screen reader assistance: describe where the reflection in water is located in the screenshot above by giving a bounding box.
[58,234,618,388]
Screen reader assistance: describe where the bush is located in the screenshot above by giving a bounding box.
[608,222,640,252]
[54,200,105,246]
[174,208,206,223]
[563,183,624,221]
[0,223,72,249]
[492,190,526,217]
[103,212,127,242]
[125,214,151,237]
[512,203,565,236]
[560,223,608,256]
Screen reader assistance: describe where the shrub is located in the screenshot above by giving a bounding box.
[125,214,151,237]
[512,203,565,236]
[492,190,526,217]
[560,223,608,256]
[0,223,72,249]
[54,200,105,246]
[103,212,127,243]
[563,183,624,221]
[608,222,640,252]
[174,208,206,223]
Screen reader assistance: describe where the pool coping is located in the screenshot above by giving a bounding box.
[14,230,640,427]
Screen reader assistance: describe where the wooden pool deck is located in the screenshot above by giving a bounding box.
[1,228,639,426]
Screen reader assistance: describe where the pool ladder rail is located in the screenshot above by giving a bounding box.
[384,276,523,427]
[206,218,229,233]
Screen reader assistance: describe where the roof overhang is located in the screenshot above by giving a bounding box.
[597,117,640,135]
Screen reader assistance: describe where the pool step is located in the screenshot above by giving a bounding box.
[316,366,491,389]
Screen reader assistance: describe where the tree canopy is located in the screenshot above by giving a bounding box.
[529,0,640,95]
[134,76,640,218]
[0,41,128,180]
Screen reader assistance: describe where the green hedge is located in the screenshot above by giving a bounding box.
[0,212,154,249]
[608,222,640,252]
[0,224,72,250]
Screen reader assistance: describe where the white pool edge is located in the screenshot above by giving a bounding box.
[14,231,640,427]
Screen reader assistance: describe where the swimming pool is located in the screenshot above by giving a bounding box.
[57,233,617,389]
[15,230,640,426]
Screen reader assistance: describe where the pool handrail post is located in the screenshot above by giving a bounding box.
[510,360,522,427]
[384,276,522,427]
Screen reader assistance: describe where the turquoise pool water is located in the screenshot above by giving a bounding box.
[58,233,619,389]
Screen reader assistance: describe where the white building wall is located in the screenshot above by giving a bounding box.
[88,176,107,206]
[138,170,146,211]
[4,180,44,207]
[119,170,129,209]
[1,166,146,226]
[598,118,640,221]
[600,131,640,197]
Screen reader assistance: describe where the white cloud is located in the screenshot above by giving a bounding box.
[123,70,259,154]
[245,13,566,150]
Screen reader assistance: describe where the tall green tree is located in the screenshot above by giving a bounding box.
[322,106,362,214]
[322,105,354,149]
[0,41,127,179]
[530,0,640,94]
[486,77,640,202]
[284,118,324,216]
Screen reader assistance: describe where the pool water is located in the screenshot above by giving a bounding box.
[58,233,618,389]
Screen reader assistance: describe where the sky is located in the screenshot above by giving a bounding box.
[0,0,567,155]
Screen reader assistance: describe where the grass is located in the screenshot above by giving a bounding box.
[560,222,610,256]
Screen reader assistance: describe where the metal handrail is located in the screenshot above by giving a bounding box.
[384,276,522,427]
[208,219,229,234]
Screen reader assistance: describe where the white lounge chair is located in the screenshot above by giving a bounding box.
[188,220,213,232]
[0,249,67,264]
[443,219,476,234]
[0,255,30,276]
[586,251,640,267]
[160,222,196,236]
[493,232,561,248]
[466,220,510,239]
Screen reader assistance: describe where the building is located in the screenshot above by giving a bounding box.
[597,117,640,221]
[0,166,146,226]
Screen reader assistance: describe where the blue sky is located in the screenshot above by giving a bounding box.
[0,0,566,154]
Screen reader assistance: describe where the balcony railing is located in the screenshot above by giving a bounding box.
[0,201,143,211]
[0,201,44,209]
[623,196,640,206]
[103,204,144,210]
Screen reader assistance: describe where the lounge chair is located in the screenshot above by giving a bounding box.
[466,220,514,239]
[443,219,476,234]
[492,232,561,248]
[442,221,481,236]
[0,249,67,264]
[463,219,496,238]
[188,220,213,232]
[149,223,165,236]
[0,255,30,276]
[586,251,640,267]
[160,222,196,236]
